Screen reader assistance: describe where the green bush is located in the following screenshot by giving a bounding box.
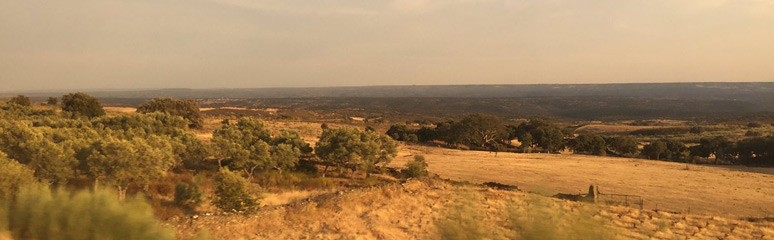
[404,155,429,178]
[1,186,173,240]
[174,181,203,210]
[213,169,259,212]
[0,153,41,198]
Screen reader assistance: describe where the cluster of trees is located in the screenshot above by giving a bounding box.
[387,114,568,153]
[1,93,403,209]
[386,114,774,166]
[137,98,204,129]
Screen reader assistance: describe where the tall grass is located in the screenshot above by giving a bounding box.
[1,186,174,240]
[436,190,617,240]
[509,196,616,240]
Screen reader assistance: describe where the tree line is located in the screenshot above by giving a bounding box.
[1,94,398,207]
[386,114,774,165]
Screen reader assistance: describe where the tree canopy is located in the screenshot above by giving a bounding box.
[137,98,204,129]
[61,93,105,118]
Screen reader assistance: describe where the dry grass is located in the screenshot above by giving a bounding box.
[170,178,774,239]
[574,124,661,134]
[261,190,330,207]
[390,144,774,218]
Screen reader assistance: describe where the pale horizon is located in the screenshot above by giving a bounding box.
[2,0,773,92]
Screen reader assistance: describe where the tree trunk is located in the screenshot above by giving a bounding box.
[322,165,329,178]
[117,185,126,201]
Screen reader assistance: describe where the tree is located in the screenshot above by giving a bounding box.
[8,95,31,106]
[315,127,397,178]
[608,136,638,156]
[270,130,313,155]
[137,98,204,129]
[511,119,566,153]
[358,130,398,178]
[642,141,668,160]
[455,114,508,148]
[690,136,733,164]
[570,134,606,156]
[269,144,301,175]
[212,117,273,177]
[85,137,176,199]
[663,139,687,161]
[315,128,362,177]
[61,92,105,118]
[518,133,533,152]
[213,169,258,212]
[0,120,77,184]
[47,97,58,106]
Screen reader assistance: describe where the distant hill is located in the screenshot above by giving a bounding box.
[4,82,773,99]
[5,82,774,120]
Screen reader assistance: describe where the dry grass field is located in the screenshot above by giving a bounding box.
[390,144,774,218]
[172,178,774,239]
[573,124,661,134]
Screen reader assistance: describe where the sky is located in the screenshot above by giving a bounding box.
[1,0,773,91]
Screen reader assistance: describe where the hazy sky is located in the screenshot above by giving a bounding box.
[1,0,773,91]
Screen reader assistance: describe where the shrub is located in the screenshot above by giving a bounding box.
[174,181,203,210]
[213,169,259,212]
[2,186,174,240]
[47,97,58,106]
[404,155,429,178]
[0,153,40,198]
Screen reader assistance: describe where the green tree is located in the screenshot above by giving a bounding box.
[213,169,258,212]
[0,120,77,184]
[8,95,31,106]
[270,144,301,175]
[690,136,734,164]
[85,137,176,199]
[518,133,534,152]
[315,128,361,177]
[571,134,607,155]
[61,92,105,118]
[608,136,638,156]
[455,114,508,148]
[642,141,668,160]
[47,97,58,106]
[358,130,398,178]
[663,139,687,161]
[270,130,313,154]
[315,127,398,178]
[137,98,204,129]
[512,119,565,153]
[212,117,273,178]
